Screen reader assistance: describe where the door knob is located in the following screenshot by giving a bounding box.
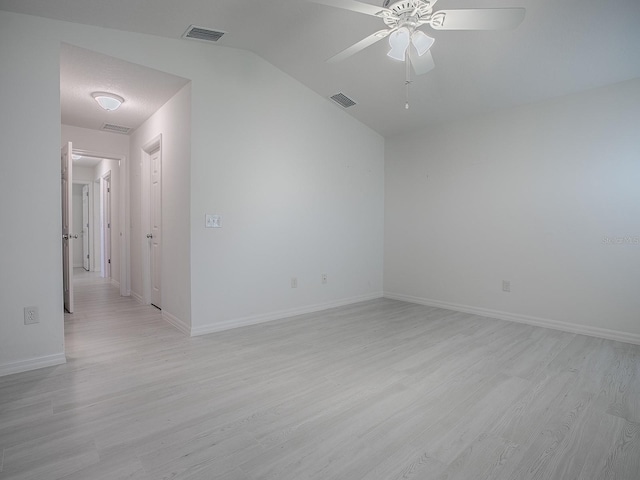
[62,234,69,240]
[72,234,78,239]
[146,233,153,238]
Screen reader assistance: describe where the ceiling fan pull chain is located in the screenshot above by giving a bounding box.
[405,56,411,109]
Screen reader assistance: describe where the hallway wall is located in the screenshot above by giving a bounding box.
[130,83,192,330]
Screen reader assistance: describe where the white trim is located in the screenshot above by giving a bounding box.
[131,291,144,304]
[384,292,640,346]
[0,353,66,377]
[191,292,384,337]
[163,310,191,336]
[111,278,120,288]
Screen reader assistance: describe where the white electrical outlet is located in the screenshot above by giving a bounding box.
[502,280,511,293]
[24,306,39,325]
[321,273,327,284]
[291,277,298,288]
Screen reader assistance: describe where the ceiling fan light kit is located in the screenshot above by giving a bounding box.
[411,30,435,57]
[387,28,411,61]
[312,0,525,107]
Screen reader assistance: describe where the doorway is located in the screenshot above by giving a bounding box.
[69,150,126,293]
[72,181,91,271]
[102,172,112,280]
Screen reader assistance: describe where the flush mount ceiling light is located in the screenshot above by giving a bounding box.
[92,92,124,111]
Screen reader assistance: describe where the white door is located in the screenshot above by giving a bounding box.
[61,142,74,313]
[103,174,112,279]
[149,149,162,308]
[82,184,90,271]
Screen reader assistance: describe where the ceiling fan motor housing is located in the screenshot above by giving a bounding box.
[380,1,434,30]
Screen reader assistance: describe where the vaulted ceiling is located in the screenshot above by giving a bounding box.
[2,0,639,137]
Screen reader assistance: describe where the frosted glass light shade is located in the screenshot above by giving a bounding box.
[387,27,411,61]
[411,30,435,56]
[92,92,124,111]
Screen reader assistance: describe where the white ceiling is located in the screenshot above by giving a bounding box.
[60,43,190,133]
[72,154,102,168]
[3,0,640,137]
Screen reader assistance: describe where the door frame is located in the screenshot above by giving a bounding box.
[61,142,74,313]
[73,180,92,271]
[102,171,112,280]
[141,134,162,306]
[72,148,130,297]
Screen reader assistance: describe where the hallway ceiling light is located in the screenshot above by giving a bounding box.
[92,92,124,111]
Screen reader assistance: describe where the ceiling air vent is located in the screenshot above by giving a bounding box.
[330,92,357,108]
[101,123,131,135]
[182,25,226,43]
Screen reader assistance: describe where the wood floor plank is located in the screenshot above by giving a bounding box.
[420,374,530,464]
[493,389,594,480]
[576,413,639,480]
[1,270,639,480]
[0,431,99,480]
[436,433,520,480]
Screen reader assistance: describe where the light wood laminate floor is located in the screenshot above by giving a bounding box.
[1,273,639,479]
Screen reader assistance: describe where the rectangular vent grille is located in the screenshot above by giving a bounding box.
[101,123,131,135]
[183,25,226,42]
[330,92,357,108]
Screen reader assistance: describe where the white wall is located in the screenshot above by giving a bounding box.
[0,12,65,375]
[0,10,384,374]
[73,166,95,183]
[62,124,129,157]
[130,83,191,330]
[189,55,384,335]
[385,78,640,342]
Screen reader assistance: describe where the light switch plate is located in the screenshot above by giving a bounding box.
[205,214,222,228]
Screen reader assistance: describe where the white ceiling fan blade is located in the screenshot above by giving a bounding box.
[409,48,435,75]
[327,29,393,63]
[430,8,526,30]
[309,0,390,17]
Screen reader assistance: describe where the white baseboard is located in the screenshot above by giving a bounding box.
[0,353,66,377]
[191,292,384,337]
[131,291,144,304]
[111,279,120,288]
[384,292,640,346]
[163,310,191,336]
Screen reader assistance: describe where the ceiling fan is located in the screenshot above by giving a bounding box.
[312,0,526,77]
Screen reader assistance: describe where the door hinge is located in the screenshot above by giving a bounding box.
[108,223,111,228]
[108,259,111,264]
[87,254,90,259]
[107,188,110,193]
